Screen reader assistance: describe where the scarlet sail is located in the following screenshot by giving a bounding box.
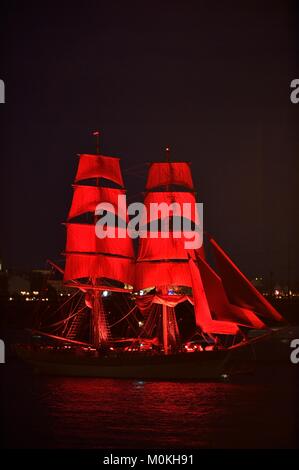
[146,162,194,190]
[135,260,193,290]
[196,253,265,329]
[65,223,134,258]
[210,237,283,322]
[67,185,126,220]
[60,143,284,356]
[64,148,134,291]
[137,233,197,261]
[64,253,134,285]
[75,154,124,187]
[141,191,200,226]
[189,258,240,335]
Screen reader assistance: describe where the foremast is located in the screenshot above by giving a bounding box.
[63,132,134,349]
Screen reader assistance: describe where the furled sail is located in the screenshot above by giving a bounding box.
[146,162,194,190]
[209,237,283,322]
[75,154,124,187]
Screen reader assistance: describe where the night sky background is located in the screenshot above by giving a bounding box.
[0,0,298,284]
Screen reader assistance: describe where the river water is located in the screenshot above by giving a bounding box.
[1,359,298,449]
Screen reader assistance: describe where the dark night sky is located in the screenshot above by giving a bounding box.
[0,1,298,283]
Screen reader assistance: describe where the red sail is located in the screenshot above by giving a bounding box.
[68,185,126,220]
[188,258,240,335]
[210,237,283,322]
[64,253,134,285]
[141,191,199,225]
[75,154,124,187]
[137,232,197,261]
[135,260,192,290]
[65,223,134,258]
[146,162,194,190]
[136,294,192,312]
[196,254,265,329]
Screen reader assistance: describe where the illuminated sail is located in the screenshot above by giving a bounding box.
[75,154,124,187]
[146,162,194,190]
[209,237,283,322]
[64,152,133,288]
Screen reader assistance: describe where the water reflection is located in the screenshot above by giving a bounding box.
[1,363,298,448]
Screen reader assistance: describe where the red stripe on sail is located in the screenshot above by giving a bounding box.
[210,237,283,322]
[65,223,134,258]
[64,253,134,285]
[135,260,193,290]
[68,186,126,220]
[146,162,194,190]
[75,154,124,187]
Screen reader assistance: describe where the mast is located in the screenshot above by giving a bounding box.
[162,147,169,355]
[162,304,169,355]
[136,147,196,354]
[91,130,109,348]
[64,132,134,349]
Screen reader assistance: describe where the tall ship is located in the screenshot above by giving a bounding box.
[16,134,285,379]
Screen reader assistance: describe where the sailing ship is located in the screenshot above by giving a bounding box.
[16,134,285,379]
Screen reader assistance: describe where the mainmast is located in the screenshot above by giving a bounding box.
[162,146,174,355]
[136,148,197,354]
[63,132,134,349]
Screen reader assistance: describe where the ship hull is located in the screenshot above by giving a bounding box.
[15,346,247,380]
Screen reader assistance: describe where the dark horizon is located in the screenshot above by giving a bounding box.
[0,1,298,283]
